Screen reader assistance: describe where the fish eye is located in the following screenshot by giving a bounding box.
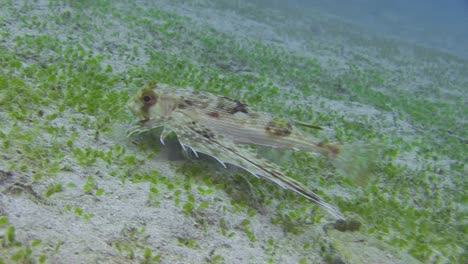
[139,91,158,112]
[143,95,152,103]
[140,91,157,106]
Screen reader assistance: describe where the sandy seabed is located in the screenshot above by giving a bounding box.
[1,0,466,263]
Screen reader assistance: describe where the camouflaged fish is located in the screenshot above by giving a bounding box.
[127,83,345,220]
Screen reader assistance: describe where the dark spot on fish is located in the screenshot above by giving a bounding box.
[229,101,248,114]
[190,123,215,139]
[207,111,220,118]
[177,99,195,109]
[221,96,249,114]
[317,142,340,158]
[265,119,292,136]
[333,219,361,232]
[200,129,215,139]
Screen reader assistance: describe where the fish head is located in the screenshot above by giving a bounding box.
[127,83,181,132]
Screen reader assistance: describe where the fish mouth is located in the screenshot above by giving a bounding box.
[127,100,139,116]
[127,101,149,127]
[127,100,148,121]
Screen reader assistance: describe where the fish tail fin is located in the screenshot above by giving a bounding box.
[329,141,382,187]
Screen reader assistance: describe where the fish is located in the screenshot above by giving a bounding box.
[127,83,345,220]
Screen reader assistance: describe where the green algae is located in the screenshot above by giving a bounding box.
[0,0,465,263]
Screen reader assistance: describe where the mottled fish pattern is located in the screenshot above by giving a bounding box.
[127,83,345,220]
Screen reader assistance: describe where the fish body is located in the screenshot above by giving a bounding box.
[127,83,345,220]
